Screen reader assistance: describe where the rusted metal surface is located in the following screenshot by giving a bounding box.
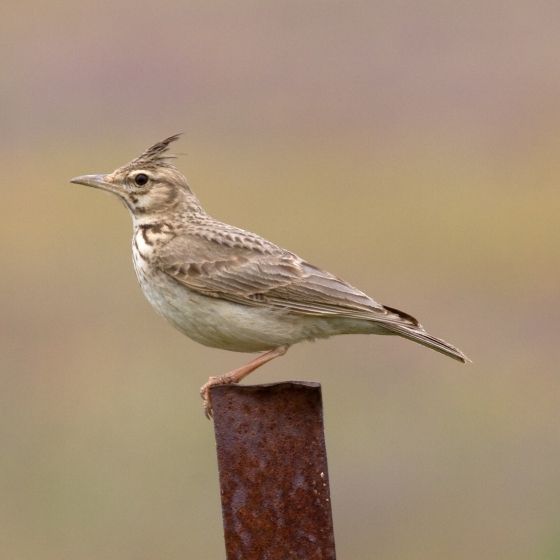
[211,381,336,560]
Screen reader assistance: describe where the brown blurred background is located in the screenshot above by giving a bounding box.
[1,1,560,559]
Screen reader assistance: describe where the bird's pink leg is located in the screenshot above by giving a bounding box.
[200,345,290,419]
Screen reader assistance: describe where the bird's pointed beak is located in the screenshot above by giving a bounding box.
[70,174,113,191]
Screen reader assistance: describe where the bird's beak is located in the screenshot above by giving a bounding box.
[70,174,116,193]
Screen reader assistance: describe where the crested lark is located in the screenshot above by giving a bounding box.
[71,135,468,418]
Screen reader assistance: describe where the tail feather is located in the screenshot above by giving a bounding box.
[383,322,469,363]
[380,304,469,363]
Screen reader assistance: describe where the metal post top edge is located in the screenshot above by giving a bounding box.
[209,381,321,393]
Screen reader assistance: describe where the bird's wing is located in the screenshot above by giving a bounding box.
[154,232,414,326]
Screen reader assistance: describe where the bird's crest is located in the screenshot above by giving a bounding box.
[128,134,182,170]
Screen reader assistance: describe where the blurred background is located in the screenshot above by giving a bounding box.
[1,1,560,558]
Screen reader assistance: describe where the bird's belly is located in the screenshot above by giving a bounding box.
[134,260,390,352]
[136,267,344,352]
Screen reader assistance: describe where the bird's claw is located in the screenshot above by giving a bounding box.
[200,380,216,420]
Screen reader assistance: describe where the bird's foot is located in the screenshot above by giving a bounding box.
[200,374,237,420]
[200,345,290,420]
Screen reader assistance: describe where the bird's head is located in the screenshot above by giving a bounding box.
[71,134,201,219]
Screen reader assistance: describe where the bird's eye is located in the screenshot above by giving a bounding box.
[134,173,149,186]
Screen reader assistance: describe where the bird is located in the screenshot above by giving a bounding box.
[71,135,468,418]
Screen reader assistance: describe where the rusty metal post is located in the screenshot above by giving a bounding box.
[211,381,336,560]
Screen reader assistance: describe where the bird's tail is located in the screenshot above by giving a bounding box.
[381,305,469,363]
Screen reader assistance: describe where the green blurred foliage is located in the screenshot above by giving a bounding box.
[1,1,560,559]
